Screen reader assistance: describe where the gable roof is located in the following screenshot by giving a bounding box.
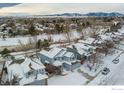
[78,38,95,45]
[21,57,45,73]
[7,63,24,81]
[40,47,64,59]
[63,52,74,58]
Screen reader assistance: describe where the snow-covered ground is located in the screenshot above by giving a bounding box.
[88,45,124,85]
[106,55,124,85]
[0,31,81,47]
[79,62,103,77]
[48,69,88,85]
[0,36,29,46]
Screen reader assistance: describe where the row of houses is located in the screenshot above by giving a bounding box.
[0,23,29,38]
[39,30,124,72]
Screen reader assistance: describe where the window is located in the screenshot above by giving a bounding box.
[72,57,75,60]
[54,58,57,61]
[28,70,34,75]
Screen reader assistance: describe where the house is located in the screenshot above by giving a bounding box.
[4,56,48,85]
[69,24,77,29]
[15,23,28,35]
[67,43,96,63]
[39,47,65,66]
[62,51,79,71]
[94,34,113,46]
[39,47,66,73]
[78,37,96,46]
[39,47,78,71]
[34,23,44,33]
[92,34,115,55]
[105,32,123,43]
[112,20,119,26]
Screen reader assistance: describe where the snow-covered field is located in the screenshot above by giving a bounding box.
[0,31,81,47]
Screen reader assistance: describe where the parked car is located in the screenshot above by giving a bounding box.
[112,59,119,64]
[102,67,110,75]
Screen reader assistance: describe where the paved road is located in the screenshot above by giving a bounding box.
[105,53,124,85]
[88,49,124,85]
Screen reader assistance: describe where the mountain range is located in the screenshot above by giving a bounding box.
[42,12,124,17]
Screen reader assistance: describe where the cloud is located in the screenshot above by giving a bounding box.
[0,3,124,16]
[0,3,20,8]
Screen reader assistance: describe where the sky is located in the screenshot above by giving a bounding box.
[0,3,124,16]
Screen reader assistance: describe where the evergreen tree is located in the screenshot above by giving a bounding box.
[0,48,10,57]
[29,24,38,36]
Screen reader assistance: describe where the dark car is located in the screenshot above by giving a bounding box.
[102,67,110,75]
[112,59,119,64]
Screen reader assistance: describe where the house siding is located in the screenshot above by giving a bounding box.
[63,62,81,71]
[63,63,71,71]
[71,62,81,70]
[67,48,81,60]
[39,54,53,64]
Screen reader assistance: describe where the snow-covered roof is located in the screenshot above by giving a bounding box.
[40,47,64,59]
[72,43,95,55]
[7,57,47,85]
[63,61,72,65]
[45,60,50,63]
[55,49,66,58]
[21,57,45,73]
[97,34,112,42]
[78,38,95,45]
[63,52,74,58]
[67,43,94,55]
[7,64,24,81]
[73,43,93,51]
[77,48,88,55]
[15,23,21,26]
[35,27,44,31]
[105,32,122,38]
[63,60,76,65]
[20,58,31,73]
[112,21,119,25]
[0,24,7,27]
[31,57,45,69]
[53,61,63,66]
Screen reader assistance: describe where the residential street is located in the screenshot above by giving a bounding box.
[105,51,124,85]
[89,47,124,85]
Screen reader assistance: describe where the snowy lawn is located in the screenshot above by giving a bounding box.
[79,62,103,77]
[48,69,88,85]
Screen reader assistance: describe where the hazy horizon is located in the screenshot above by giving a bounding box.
[0,3,124,16]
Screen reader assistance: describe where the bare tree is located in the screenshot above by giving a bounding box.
[94,53,103,71]
[63,23,71,43]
